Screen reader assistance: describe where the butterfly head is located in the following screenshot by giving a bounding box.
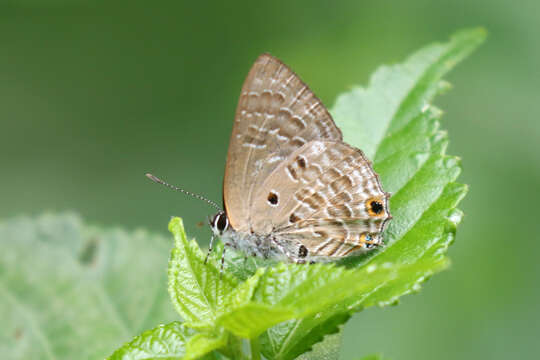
[210,211,229,236]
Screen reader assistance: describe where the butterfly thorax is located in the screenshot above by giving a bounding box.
[210,211,286,260]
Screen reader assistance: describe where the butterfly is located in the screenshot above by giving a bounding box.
[148,54,391,267]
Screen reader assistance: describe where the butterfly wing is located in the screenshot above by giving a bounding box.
[251,140,391,258]
[224,54,342,233]
[275,218,387,259]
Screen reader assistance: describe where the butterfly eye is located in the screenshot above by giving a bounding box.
[216,213,228,232]
[267,191,279,206]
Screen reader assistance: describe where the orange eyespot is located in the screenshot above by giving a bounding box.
[365,197,385,217]
[359,233,378,249]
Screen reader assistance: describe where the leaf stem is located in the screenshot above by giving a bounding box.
[220,335,246,360]
[250,337,261,360]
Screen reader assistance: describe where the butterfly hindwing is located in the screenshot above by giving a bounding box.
[276,218,385,259]
[250,140,390,258]
[251,141,389,227]
[223,54,342,233]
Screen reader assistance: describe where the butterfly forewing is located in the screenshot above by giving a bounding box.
[223,54,342,233]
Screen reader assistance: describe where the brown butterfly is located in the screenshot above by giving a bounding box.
[148,54,391,268]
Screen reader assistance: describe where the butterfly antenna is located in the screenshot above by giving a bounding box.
[145,173,221,211]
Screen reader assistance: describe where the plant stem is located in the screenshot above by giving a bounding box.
[250,337,261,360]
[224,335,246,360]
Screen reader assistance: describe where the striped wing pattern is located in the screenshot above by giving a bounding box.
[253,140,390,258]
[223,54,342,233]
[223,53,391,260]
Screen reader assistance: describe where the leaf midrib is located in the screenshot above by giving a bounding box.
[184,240,227,323]
[274,320,302,359]
[93,282,132,338]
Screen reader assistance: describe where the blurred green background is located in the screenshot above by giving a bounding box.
[1,0,538,359]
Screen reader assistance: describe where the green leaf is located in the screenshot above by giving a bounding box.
[261,315,348,360]
[295,325,344,360]
[333,27,487,160]
[0,213,177,360]
[257,28,485,358]
[184,329,228,360]
[168,218,238,327]
[358,355,389,360]
[160,28,483,359]
[216,260,446,339]
[107,321,225,360]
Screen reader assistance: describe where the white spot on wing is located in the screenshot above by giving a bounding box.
[268,155,283,164]
[242,143,267,149]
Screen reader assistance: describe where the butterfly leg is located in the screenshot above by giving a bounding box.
[204,233,216,264]
[219,243,232,278]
